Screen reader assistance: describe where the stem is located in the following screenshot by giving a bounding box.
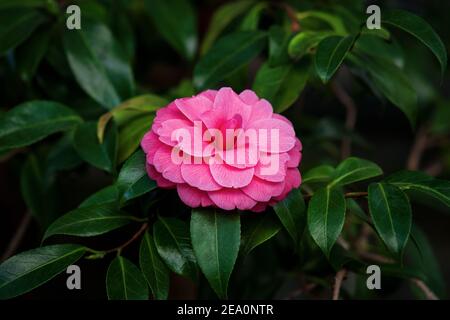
[1,211,32,262]
[332,269,347,300]
[304,191,367,201]
[407,126,429,170]
[411,278,439,300]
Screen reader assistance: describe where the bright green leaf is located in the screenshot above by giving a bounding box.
[329,157,383,188]
[288,31,333,61]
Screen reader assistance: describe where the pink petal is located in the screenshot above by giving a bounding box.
[209,162,254,188]
[208,188,257,210]
[146,164,176,188]
[180,162,222,191]
[175,95,212,122]
[152,102,187,134]
[273,168,302,202]
[152,146,184,183]
[239,89,259,104]
[250,202,269,212]
[287,138,302,168]
[251,118,296,153]
[254,152,289,182]
[198,89,218,102]
[248,99,273,123]
[141,130,163,162]
[241,177,284,202]
[177,184,214,207]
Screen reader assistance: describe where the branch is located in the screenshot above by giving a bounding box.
[407,126,429,170]
[410,278,439,300]
[1,211,32,262]
[332,269,347,300]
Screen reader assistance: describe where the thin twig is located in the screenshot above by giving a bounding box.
[410,278,439,300]
[332,269,347,300]
[1,211,32,262]
[407,126,429,170]
[331,80,357,160]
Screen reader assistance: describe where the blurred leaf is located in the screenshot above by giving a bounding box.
[297,11,347,35]
[47,134,82,173]
[0,0,56,10]
[253,61,309,113]
[368,183,412,258]
[117,114,154,164]
[386,170,450,207]
[106,256,149,300]
[360,27,391,40]
[314,35,356,83]
[240,2,267,31]
[111,9,135,61]
[430,101,450,135]
[43,203,133,240]
[268,26,291,67]
[329,157,383,188]
[0,101,81,153]
[79,185,119,208]
[354,35,404,68]
[194,31,266,89]
[302,165,335,184]
[200,0,255,54]
[307,187,346,258]
[153,216,197,281]
[0,244,85,299]
[117,150,156,204]
[288,31,333,61]
[73,121,117,173]
[0,8,46,54]
[382,9,447,76]
[240,212,281,256]
[274,188,307,247]
[139,231,170,300]
[144,0,197,60]
[63,19,134,109]
[191,208,240,299]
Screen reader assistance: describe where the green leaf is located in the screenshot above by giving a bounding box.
[368,183,412,258]
[79,185,119,208]
[47,134,83,173]
[386,170,450,207]
[328,157,383,188]
[307,187,346,258]
[0,101,81,152]
[273,188,307,247]
[267,25,291,67]
[194,31,266,89]
[73,121,117,173]
[240,212,281,256]
[106,256,149,300]
[139,231,170,300]
[153,216,197,281]
[200,0,255,54]
[117,113,154,164]
[191,208,240,299]
[253,62,309,113]
[382,9,447,76]
[314,35,356,83]
[63,19,134,109]
[144,0,197,60]
[302,165,335,184]
[297,11,347,35]
[43,203,133,240]
[240,2,267,31]
[0,8,46,54]
[117,150,157,204]
[0,0,55,10]
[354,34,404,68]
[0,244,85,299]
[288,31,333,61]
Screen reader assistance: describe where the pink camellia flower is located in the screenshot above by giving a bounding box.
[141,87,302,212]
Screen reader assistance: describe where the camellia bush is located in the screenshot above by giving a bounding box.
[0,0,449,300]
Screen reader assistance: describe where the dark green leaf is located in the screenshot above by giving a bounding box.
[73,121,117,173]
[274,188,307,247]
[153,216,197,280]
[144,0,197,60]
[43,203,133,240]
[194,31,266,89]
[302,165,335,184]
[139,231,170,300]
[240,2,266,31]
[288,31,333,61]
[314,35,356,83]
[329,157,383,188]
[307,187,346,258]
[382,9,447,76]
[117,114,154,164]
[240,212,281,256]
[297,10,347,35]
[106,256,149,300]
[79,185,119,208]
[253,62,309,113]
[191,208,240,299]
[368,183,412,258]
[267,26,291,67]
[0,101,81,152]
[0,244,85,299]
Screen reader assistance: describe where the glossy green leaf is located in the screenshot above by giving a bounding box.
[0,8,46,54]
[63,19,134,109]
[355,35,404,68]
[253,62,309,113]
[117,114,154,164]
[273,188,307,247]
[153,216,197,280]
[307,187,346,258]
[302,165,335,184]
[382,9,447,76]
[297,11,347,35]
[0,101,81,152]
[240,212,281,256]
[0,244,85,299]
[194,31,266,89]
[314,35,356,83]
[144,0,197,60]
[139,231,170,300]
[43,202,133,240]
[73,121,117,173]
[329,157,383,188]
[79,185,119,208]
[386,170,450,207]
[368,183,412,258]
[106,256,149,300]
[117,150,157,204]
[200,0,255,54]
[267,25,291,67]
[191,208,240,299]
[288,31,333,61]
